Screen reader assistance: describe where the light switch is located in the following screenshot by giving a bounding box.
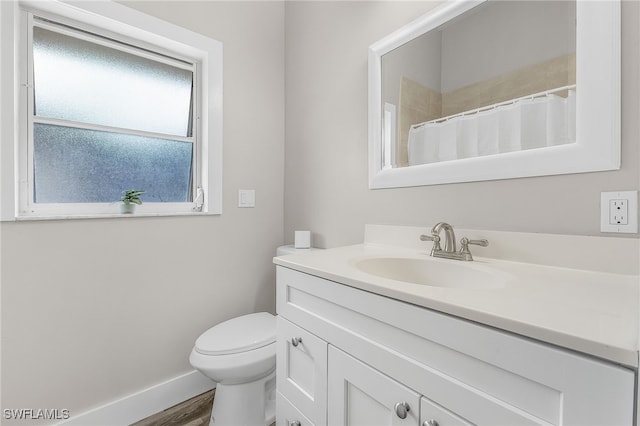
[238,189,255,208]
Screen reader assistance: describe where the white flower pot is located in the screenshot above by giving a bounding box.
[120,203,136,214]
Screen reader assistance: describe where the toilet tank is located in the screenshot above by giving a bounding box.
[276,245,319,256]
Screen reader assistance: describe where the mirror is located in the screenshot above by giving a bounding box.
[368,0,620,189]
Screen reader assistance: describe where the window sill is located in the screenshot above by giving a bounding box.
[14,211,214,221]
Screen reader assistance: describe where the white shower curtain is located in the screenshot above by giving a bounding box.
[407,90,576,166]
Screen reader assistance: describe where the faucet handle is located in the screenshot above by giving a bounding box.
[420,234,441,251]
[459,237,489,254]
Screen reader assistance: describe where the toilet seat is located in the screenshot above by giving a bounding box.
[195,312,276,356]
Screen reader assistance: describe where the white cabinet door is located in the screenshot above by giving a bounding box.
[277,391,315,426]
[277,316,328,426]
[420,397,472,426]
[328,346,420,426]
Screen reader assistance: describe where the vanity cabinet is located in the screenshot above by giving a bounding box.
[276,266,635,426]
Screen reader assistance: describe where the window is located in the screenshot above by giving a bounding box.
[1,0,222,219]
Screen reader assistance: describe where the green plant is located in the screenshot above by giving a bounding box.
[120,189,144,205]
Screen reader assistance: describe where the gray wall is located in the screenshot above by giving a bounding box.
[284,1,640,249]
[441,1,576,91]
[382,26,442,104]
[1,0,284,418]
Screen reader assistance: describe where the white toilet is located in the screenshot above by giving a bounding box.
[189,245,311,426]
[190,312,277,426]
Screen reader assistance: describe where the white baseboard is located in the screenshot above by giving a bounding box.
[56,370,215,426]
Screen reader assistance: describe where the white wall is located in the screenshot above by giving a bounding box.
[284,0,639,248]
[1,0,284,422]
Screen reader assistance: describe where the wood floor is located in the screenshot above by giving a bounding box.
[131,390,276,426]
[131,390,214,426]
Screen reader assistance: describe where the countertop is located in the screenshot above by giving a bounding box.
[274,243,639,368]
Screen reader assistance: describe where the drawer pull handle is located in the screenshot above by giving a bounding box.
[423,420,439,426]
[291,337,303,347]
[394,401,410,419]
[290,421,301,426]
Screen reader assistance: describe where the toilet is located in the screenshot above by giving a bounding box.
[189,312,277,426]
[189,245,313,426]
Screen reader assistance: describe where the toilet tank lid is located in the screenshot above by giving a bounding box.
[276,245,320,256]
[195,312,276,356]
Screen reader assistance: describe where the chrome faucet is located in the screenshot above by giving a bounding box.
[420,222,488,261]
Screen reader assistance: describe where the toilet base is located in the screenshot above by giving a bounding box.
[209,370,275,426]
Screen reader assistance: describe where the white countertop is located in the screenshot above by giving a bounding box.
[275,242,639,367]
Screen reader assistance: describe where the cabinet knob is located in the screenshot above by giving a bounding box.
[394,401,411,419]
[423,420,439,426]
[291,337,303,347]
[290,421,301,426]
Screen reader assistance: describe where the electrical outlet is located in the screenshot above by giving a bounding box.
[601,191,638,233]
[609,199,628,225]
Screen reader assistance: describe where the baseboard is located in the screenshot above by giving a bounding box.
[56,370,215,426]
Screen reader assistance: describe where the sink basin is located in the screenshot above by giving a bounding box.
[354,257,507,289]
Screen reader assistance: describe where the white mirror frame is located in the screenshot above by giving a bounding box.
[368,0,620,189]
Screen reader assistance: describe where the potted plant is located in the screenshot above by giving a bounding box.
[119,189,144,214]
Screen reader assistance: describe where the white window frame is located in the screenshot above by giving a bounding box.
[0,0,223,220]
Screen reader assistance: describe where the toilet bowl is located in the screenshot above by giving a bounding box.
[189,312,276,426]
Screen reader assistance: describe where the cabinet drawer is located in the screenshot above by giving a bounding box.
[277,316,327,426]
[277,392,315,426]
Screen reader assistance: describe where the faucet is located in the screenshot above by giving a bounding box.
[420,222,488,261]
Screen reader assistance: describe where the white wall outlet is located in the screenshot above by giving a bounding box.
[609,199,628,225]
[601,191,638,233]
[238,189,255,208]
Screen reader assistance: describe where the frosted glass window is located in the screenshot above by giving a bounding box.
[29,22,199,207]
[33,26,194,137]
[12,4,222,220]
[34,124,193,203]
